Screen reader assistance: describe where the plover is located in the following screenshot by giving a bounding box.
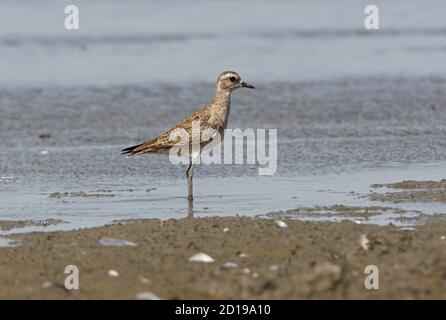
[121,71,255,201]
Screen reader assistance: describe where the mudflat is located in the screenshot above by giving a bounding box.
[0,217,444,299]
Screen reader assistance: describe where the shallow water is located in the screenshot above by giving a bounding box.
[1,159,446,237]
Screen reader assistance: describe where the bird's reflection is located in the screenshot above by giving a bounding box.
[187,198,194,218]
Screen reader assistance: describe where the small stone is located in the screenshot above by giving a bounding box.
[139,277,150,284]
[223,227,229,232]
[40,150,49,155]
[238,252,248,259]
[208,288,217,296]
[135,292,161,300]
[275,220,288,228]
[189,252,215,263]
[440,235,445,240]
[222,262,238,268]
[108,270,119,277]
[269,264,280,272]
[38,133,50,139]
[49,192,61,199]
[313,262,341,276]
[99,237,137,247]
[359,234,369,251]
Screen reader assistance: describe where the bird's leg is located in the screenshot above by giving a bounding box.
[186,160,196,201]
[186,148,200,205]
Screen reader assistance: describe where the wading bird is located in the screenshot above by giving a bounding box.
[121,71,255,203]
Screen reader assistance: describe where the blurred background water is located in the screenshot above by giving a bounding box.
[0,0,445,86]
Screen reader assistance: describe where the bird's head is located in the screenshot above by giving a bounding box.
[216,71,255,92]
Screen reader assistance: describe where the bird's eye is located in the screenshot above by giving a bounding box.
[229,76,236,82]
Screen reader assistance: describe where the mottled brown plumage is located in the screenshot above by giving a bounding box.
[121,71,255,201]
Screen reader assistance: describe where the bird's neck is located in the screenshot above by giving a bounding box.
[211,88,231,110]
[206,88,231,127]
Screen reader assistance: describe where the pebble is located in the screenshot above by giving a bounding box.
[108,270,119,277]
[269,264,280,272]
[238,252,248,259]
[135,292,161,300]
[189,252,215,263]
[139,277,150,284]
[222,262,238,268]
[359,234,369,251]
[208,288,217,296]
[275,220,288,228]
[99,237,137,247]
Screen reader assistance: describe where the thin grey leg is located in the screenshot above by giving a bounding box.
[186,160,196,201]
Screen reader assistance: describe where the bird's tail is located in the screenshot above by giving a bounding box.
[121,143,143,157]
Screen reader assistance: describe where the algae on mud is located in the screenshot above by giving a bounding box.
[370,179,446,203]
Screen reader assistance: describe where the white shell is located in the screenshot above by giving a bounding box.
[222,262,238,268]
[108,270,119,277]
[99,237,137,247]
[189,252,215,263]
[269,264,280,272]
[359,234,369,251]
[275,220,288,228]
[135,292,161,300]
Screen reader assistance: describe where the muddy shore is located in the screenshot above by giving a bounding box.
[370,179,446,203]
[0,217,444,299]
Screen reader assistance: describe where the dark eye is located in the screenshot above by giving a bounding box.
[229,76,236,82]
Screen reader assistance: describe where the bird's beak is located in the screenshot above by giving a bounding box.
[241,81,255,89]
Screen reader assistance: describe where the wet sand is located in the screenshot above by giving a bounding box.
[0,219,63,231]
[0,216,445,299]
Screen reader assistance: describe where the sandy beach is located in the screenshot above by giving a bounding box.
[0,216,445,299]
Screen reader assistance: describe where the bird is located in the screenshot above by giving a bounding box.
[121,71,255,202]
